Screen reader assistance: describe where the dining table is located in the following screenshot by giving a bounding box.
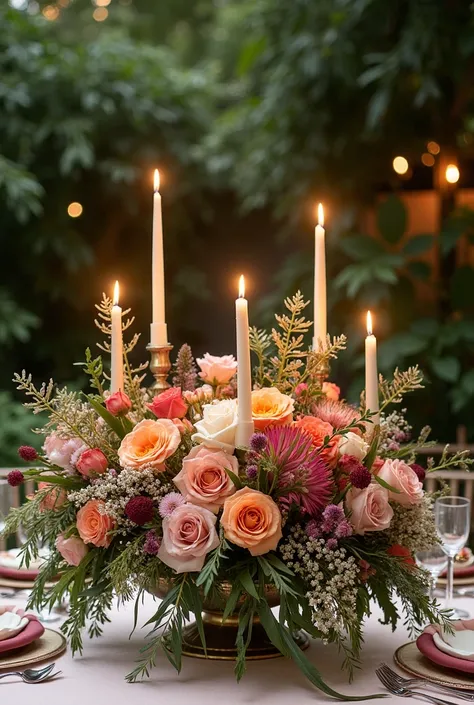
[1,592,473,704]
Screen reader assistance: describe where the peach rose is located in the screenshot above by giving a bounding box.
[322,382,340,401]
[55,534,88,566]
[76,499,115,548]
[346,483,393,535]
[251,387,294,431]
[294,416,340,468]
[158,503,219,573]
[192,399,238,453]
[221,487,282,556]
[378,459,424,506]
[174,446,237,513]
[38,482,67,512]
[196,353,238,385]
[118,419,181,471]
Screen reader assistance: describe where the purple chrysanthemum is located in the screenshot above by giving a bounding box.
[410,463,426,483]
[326,538,338,551]
[320,504,345,533]
[311,399,361,431]
[7,470,24,487]
[349,465,372,489]
[306,519,321,539]
[334,520,353,539]
[249,433,268,453]
[264,425,332,516]
[246,464,258,480]
[159,492,185,518]
[143,530,161,556]
[18,445,38,462]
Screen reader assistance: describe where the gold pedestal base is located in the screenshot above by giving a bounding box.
[176,612,309,661]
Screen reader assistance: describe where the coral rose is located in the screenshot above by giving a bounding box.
[76,499,115,548]
[322,382,340,401]
[251,387,294,431]
[174,446,237,513]
[378,459,424,506]
[387,544,415,567]
[346,484,393,535]
[76,448,108,478]
[192,399,238,453]
[105,390,132,416]
[55,534,88,566]
[38,482,67,512]
[196,353,238,385]
[158,503,219,573]
[294,416,340,469]
[221,487,282,556]
[147,387,187,420]
[118,419,181,471]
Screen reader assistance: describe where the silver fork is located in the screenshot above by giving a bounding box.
[0,663,58,683]
[376,666,460,705]
[379,663,474,701]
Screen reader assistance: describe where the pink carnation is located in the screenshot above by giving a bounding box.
[43,432,84,472]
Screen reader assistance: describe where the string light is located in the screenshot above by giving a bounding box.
[42,4,59,20]
[67,202,83,218]
[427,141,440,155]
[421,153,435,167]
[393,156,409,175]
[93,6,108,20]
[445,164,460,184]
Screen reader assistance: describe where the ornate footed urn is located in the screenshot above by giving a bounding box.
[152,579,309,660]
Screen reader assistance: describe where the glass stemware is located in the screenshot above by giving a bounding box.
[415,546,448,601]
[0,478,11,538]
[435,496,471,620]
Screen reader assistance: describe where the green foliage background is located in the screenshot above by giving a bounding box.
[2,0,474,463]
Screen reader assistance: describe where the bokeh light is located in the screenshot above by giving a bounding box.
[392,156,409,175]
[427,141,440,155]
[421,153,435,167]
[445,164,460,184]
[42,4,59,20]
[94,0,111,6]
[67,202,83,218]
[93,7,108,20]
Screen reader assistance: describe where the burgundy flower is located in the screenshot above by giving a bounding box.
[410,463,426,483]
[349,465,372,489]
[125,496,154,525]
[18,446,38,462]
[7,470,24,487]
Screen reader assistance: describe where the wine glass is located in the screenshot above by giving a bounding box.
[415,546,448,601]
[435,496,471,619]
[0,478,11,537]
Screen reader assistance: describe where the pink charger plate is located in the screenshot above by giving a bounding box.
[417,632,474,675]
[0,613,44,655]
[440,563,474,579]
[0,566,39,581]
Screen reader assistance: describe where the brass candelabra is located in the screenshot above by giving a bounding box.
[147,343,173,395]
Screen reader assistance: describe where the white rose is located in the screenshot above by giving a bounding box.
[338,432,369,461]
[191,399,238,453]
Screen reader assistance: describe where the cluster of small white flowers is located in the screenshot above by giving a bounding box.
[385,495,439,552]
[68,467,173,534]
[379,408,412,453]
[280,526,359,636]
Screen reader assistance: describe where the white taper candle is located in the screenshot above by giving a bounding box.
[313,203,327,350]
[235,275,254,447]
[150,169,168,346]
[111,281,124,392]
[365,311,380,425]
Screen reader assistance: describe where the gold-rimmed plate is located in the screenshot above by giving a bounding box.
[0,576,57,591]
[0,628,66,671]
[395,641,474,690]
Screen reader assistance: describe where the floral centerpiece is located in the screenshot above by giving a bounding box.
[3,292,471,698]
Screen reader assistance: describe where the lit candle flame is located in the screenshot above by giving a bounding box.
[366,311,373,336]
[113,280,120,306]
[317,203,324,228]
[239,275,245,299]
[154,168,160,193]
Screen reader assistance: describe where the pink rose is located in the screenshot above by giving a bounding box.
[174,446,237,513]
[322,382,341,401]
[43,432,84,472]
[38,482,67,512]
[346,484,393,535]
[76,448,108,478]
[378,459,424,506]
[55,534,88,566]
[158,503,219,573]
[196,353,238,385]
[147,387,187,419]
[372,457,384,474]
[105,390,132,416]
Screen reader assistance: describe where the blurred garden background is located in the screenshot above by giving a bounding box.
[2,0,474,464]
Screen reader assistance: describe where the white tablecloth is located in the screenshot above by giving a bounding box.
[1,593,473,703]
